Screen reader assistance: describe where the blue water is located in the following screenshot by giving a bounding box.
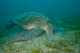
[0,0,80,36]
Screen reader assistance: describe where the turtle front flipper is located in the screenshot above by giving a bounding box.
[41,23,54,34]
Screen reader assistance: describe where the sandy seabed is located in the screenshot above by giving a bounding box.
[0,25,80,53]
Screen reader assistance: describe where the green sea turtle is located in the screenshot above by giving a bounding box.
[7,12,54,34]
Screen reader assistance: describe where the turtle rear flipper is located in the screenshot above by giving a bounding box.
[6,21,17,30]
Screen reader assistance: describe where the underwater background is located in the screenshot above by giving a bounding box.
[0,0,80,53]
[0,0,80,32]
